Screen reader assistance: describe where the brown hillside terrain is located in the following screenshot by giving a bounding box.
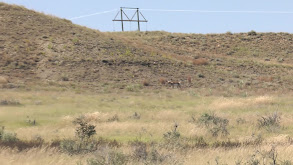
[1,2,293,95]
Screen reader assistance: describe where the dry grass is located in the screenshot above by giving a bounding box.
[0,147,87,165]
[258,76,274,82]
[192,58,209,65]
[209,96,274,110]
[1,90,293,164]
[0,76,8,84]
[159,77,167,85]
[2,2,293,94]
[187,76,192,84]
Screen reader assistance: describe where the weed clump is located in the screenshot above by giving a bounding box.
[75,119,96,142]
[163,123,180,141]
[193,136,208,148]
[0,127,18,142]
[87,150,128,165]
[198,112,229,137]
[130,112,140,120]
[107,114,119,122]
[126,84,142,92]
[60,117,97,154]
[257,112,281,132]
[0,99,21,106]
[129,140,181,165]
[248,30,257,36]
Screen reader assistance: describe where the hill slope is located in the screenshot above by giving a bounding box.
[1,2,293,95]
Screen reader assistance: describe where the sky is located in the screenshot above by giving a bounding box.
[1,0,293,33]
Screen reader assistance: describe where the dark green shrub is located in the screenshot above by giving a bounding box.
[75,119,96,142]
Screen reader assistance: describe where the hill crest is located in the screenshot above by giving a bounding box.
[1,2,293,95]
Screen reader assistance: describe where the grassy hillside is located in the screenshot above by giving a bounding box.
[1,2,293,95]
[2,3,293,164]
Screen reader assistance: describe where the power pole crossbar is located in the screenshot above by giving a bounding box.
[113,7,148,31]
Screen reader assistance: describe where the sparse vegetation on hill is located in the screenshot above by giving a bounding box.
[1,2,293,95]
[1,2,293,164]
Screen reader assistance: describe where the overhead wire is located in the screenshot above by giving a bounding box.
[69,9,118,20]
[69,8,293,21]
[140,9,293,14]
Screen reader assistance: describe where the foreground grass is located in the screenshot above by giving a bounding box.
[0,89,293,164]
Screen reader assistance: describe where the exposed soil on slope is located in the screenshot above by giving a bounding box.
[1,2,293,95]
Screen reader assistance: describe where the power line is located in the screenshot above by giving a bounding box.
[70,9,117,20]
[140,9,293,14]
[68,8,293,21]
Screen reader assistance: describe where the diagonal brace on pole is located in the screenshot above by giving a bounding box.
[113,7,148,31]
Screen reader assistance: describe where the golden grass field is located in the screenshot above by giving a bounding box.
[1,88,293,164]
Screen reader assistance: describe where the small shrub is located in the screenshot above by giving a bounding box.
[248,30,257,36]
[31,135,44,144]
[60,138,101,154]
[236,118,246,125]
[47,43,53,49]
[187,76,192,84]
[226,31,233,35]
[257,112,281,132]
[243,134,263,146]
[60,139,78,154]
[282,160,292,165]
[189,115,196,123]
[107,114,119,122]
[61,76,69,81]
[0,127,18,143]
[163,123,180,141]
[194,136,208,148]
[198,112,229,137]
[75,120,96,142]
[72,115,86,125]
[159,77,167,85]
[126,84,142,92]
[1,132,18,142]
[0,126,4,139]
[87,151,128,165]
[72,37,80,45]
[142,80,150,86]
[192,58,208,65]
[130,112,140,120]
[212,140,241,148]
[132,141,147,161]
[26,116,36,126]
[0,99,21,106]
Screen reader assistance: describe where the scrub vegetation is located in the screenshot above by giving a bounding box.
[1,2,293,164]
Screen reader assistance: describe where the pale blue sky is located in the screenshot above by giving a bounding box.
[2,0,293,33]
